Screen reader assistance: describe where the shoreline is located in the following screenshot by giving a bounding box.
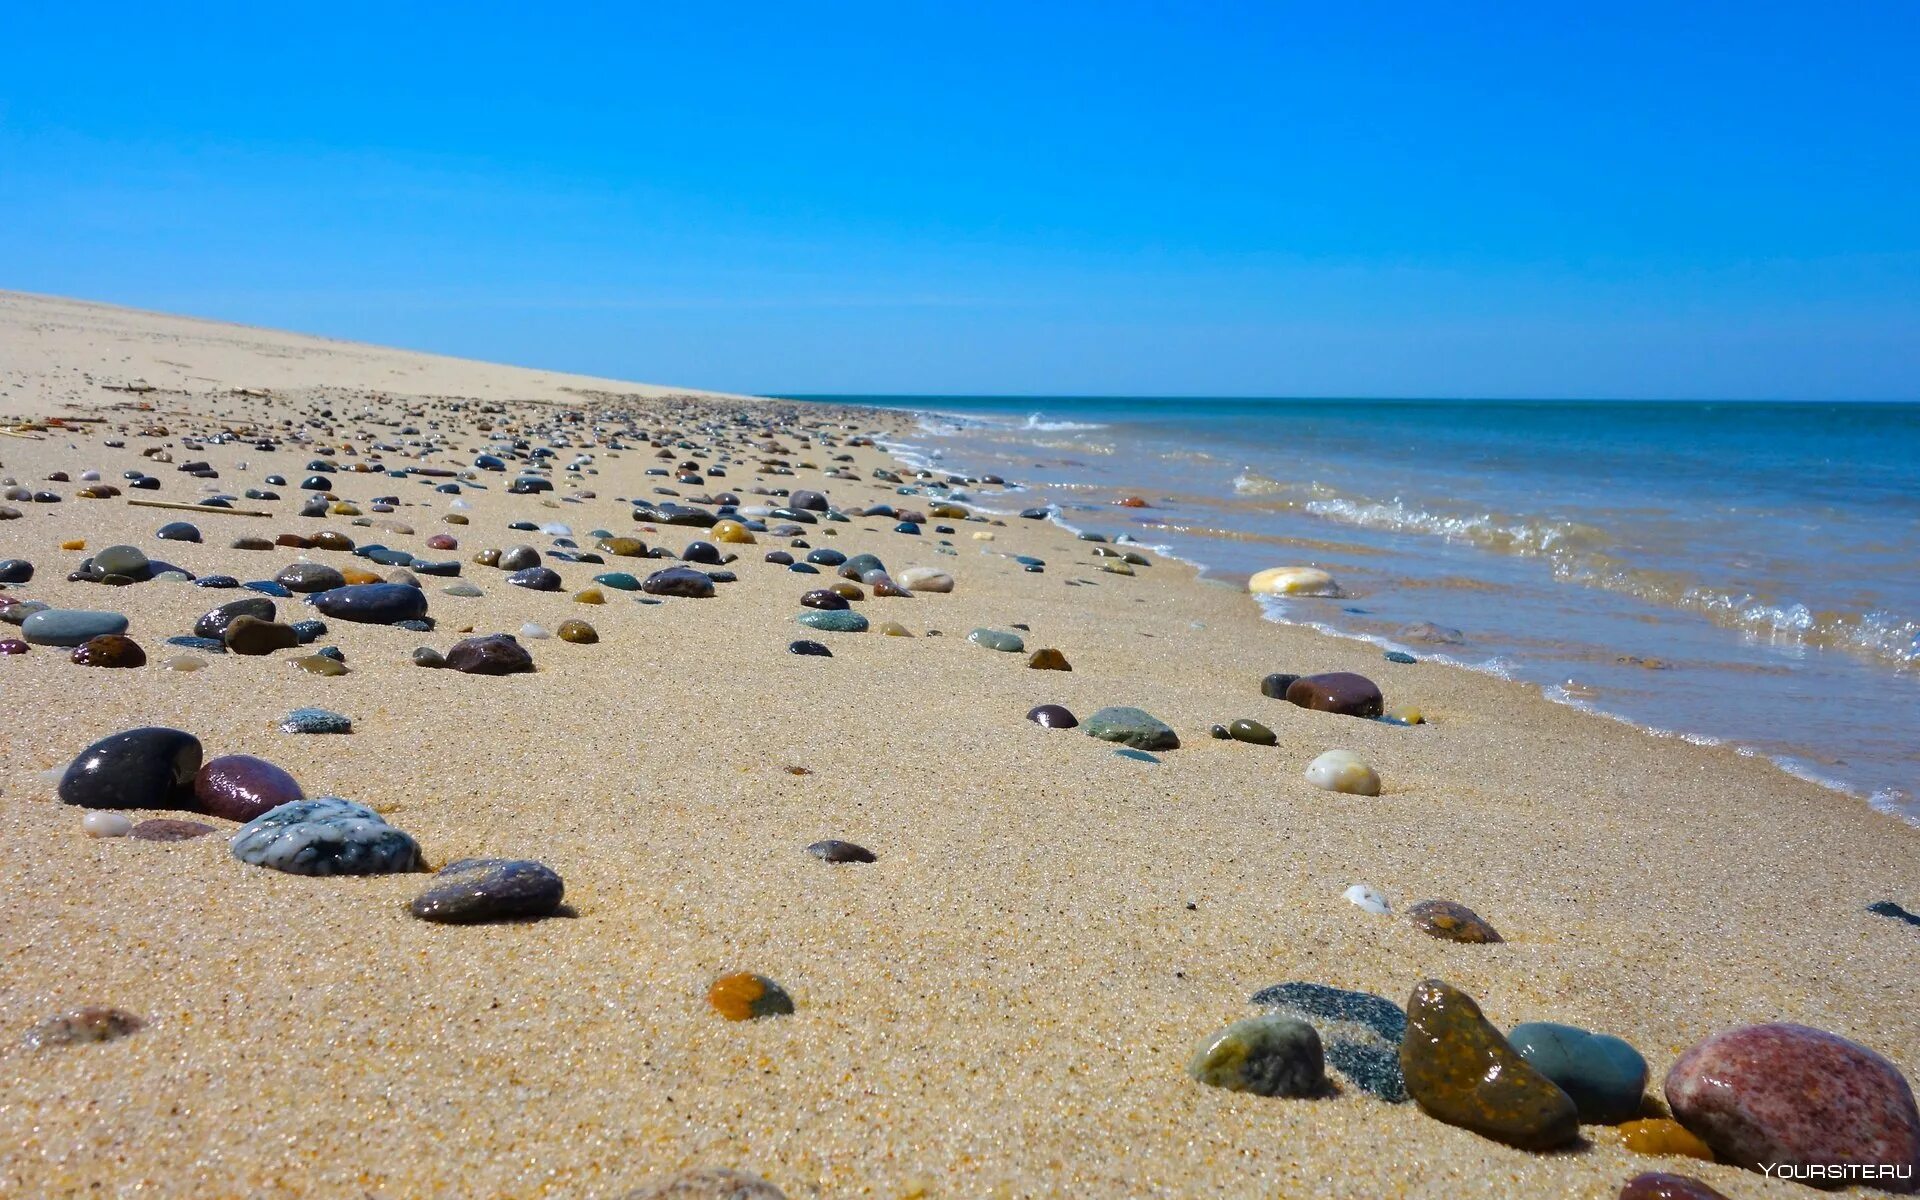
[0,292,1915,1199]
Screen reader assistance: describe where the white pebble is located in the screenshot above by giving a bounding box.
[540,522,572,536]
[1305,749,1381,796]
[1247,565,1342,597]
[82,811,133,838]
[520,623,552,639]
[1343,883,1390,914]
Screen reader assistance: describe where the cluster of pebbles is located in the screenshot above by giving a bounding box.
[4,388,1915,1199]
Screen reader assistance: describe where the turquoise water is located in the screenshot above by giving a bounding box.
[790,395,1920,822]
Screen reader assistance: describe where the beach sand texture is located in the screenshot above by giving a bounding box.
[0,291,1914,1199]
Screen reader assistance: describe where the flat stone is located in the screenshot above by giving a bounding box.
[280,707,352,734]
[1252,981,1408,1102]
[131,818,218,842]
[1407,899,1502,944]
[445,633,535,675]
[274,562,347,593]
[967,628,1025,652]
[1189,1015,1327,1097]
[409,858,564,923]
[593,572,641,591]
[22,609,130,647]
[58,727,202,810]
[1248,565,1341,596]
[231,797,422,876]
[900,567,954,592]
[309,582,428,625]
[1617,1173,1730,1200]
[1287,672,1385,717]
[1508,1021,1648,1125]
[293,653,348,676]
[1401,979,1579,1150]
[788,639,832,657]
[154,521,201,542]
[806,839,875,863]
[1665,1023,1920,1180]
[616,1168,788,1199]
[796,610,868,633]
[1083,706,1179,750]
[195,754,304,822]
[507,566,563,591]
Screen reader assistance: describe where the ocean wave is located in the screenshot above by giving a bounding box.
[1233,469,1288,496]
[1020,412,1108,431]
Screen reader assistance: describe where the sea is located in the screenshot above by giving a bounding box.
[785,395,1920,824]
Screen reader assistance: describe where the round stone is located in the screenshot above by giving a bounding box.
[70,634,146,668]
[230,797,422,876]
[799,589,849,611]
[1247,566,1341,596]
[1407,899,1502,944]
[58,727,202,810]
[1287,673,1384,718]
[195,754,305,822]
[507,566,563,591]
[707,973,795,1021]
[1188,1015,1327,1097]
[274,562,347,593]
[1026,704,1079,729]
[409,858,565,924]
[92,545,149,577]
[82,811,133,838]
[1227,718,1276,745]
[557,619,598,644]
[154,521,202,542]
[1304,748,1380,795]
[1508,1021,1649,1124]
[1665,1023,1920,1178]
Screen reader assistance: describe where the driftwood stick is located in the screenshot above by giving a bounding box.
[126,498,273,517]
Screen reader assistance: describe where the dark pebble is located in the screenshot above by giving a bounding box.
[58,727,202,809]
[1026,704,1079,729]
[131,818,218,842]
[409,858,565,923]
[444,633,535,675]
[788,639,833,657]
[807,839,876,864]
[195,754,306,821]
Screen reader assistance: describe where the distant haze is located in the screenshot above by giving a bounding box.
[2,3,1915,399]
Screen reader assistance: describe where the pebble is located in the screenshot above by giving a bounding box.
[1401,621,1465,644]
[1287,672,1385,717]
[195,754,305,821]
[571,587,605,604]
[557,619,598,644]
[0,638,25,655]
[24,1007,145,1049]
[877,621,911,637]
[1027,704,1079,729]
[1400,979,1579,1150]
[1616,1173,1730,1200]
[899,567,954,592]
[412,647,446,668]
[1407,899,1502,944]
[1304,749,1381,795]
[593,572,641,591]
[796,610,868,633]
[274,562,347,592]
[71,634,146,667]
[445,633,535,675]
[154,521,201,542]
[710,519,755,544]
[1343,884,1391,915]
[195,597,275,639]
[642,566,716,598]
[806,839,875,863]
[1226,718,1276,746]
[310,582,429,625]
[1083,706,1179,750]
[799,589,849,610]
[58,727,202,809]
[1252,981,1408,1102]
[708,972,795,1021]
[280,707,352,734]
[160,654,207,671]
[131,818,218,842]
[22,609,131,647]
[1027,648,1071,670]
[0,559,33,583]
[1384,650,1417,664]
[508,566,563,591]
[93,546,151,577]
[1382,705,1425,725]
[443,582,485,597]
[788,639,832,657]
[1188,1015,1328,1097]
[967,628,1025,652]
[1664,1022,1920,1178]
[293,653,349,676]
[1617,1118,1715,1161]
[1509,1021,1649,1124]
[224,615,300,655]
[409,858,565,923]
[231,797,422,876]
[1247,565,1341,596]
[82,811,134,838]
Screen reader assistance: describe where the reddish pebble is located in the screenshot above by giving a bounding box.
[1665,1022,1920,1185]
[1618,1173,1730,1200]
[193,754,306,822]
[426,533,458,550]
[131,818,218,842]
[0,639,27,655]
[71,635,146,668]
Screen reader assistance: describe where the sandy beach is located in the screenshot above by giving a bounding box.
[0,290,1914,1199]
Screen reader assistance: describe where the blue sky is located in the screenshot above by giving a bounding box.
[3,3,1916,398]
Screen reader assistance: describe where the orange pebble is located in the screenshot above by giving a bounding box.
[707,972,795,1021]
[1619,1118,1714,1161]
[61,539,86,550]
[340,567,381,585]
